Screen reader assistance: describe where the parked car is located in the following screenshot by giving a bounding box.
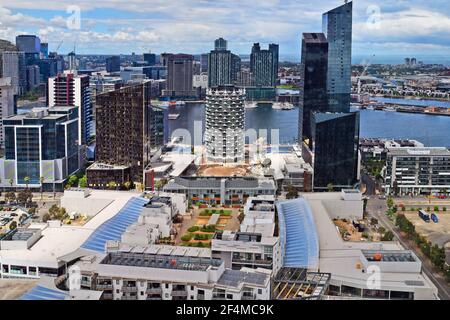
[431,213,439,223]
[419,210,431,222]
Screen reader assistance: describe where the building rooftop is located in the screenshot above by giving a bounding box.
[387,147,450,157]
[217,269,269,288]
[100,251,221,272]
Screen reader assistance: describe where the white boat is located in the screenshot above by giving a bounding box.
[272,102,294,110]
[168,114,180,120]
[245,102,258,109]
[385,106,397,112]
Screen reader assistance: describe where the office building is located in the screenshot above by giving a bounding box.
[0,77,16,145]
[208,50,232,87]
[15,35,40,66]
[25,65,40,91]
[48,73,93,145]
[105,56,120,73]
[162,54,196,98]
[311,112,359,190]
[215,38,228,51]
[384,147,450,196]
[0,106,80,190]
[269,44,279,85]
[322,1,353,112]
[89,81,165,186]
[250,43,277,87]
[37,58,58,83]
[204,86,245,163]
[40,42,48,59]
[300,33,329,144]
[0,40,26,95]
[200,53,209,73]
[67,51,77,72]
[208,38,241,87]
[143,52,156,66]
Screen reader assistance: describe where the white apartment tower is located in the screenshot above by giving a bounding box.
[205,85,245,163]
[48,73,93,145]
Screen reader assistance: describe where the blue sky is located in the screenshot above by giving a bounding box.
[1,0,450,64]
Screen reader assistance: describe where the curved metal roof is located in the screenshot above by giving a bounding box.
[81,197,149,253]
[276,198,319,269]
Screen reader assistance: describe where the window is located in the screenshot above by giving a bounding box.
[258,289,262,295]
[226,294,233,300]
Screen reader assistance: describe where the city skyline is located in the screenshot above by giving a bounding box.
[1,1,450,64]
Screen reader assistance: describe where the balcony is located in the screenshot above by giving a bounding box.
[146,288,163,295]
[102,293,113,300]
[232,258,272,266]
[96,284,113,290]
[121,295,138,301]
[171,290,188,297]
[122,286,138,293]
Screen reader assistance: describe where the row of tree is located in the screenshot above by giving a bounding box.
[395,214,449,281]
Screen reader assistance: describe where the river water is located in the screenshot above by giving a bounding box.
[168,99,450,148]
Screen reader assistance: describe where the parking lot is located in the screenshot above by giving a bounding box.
[404,210,450,247]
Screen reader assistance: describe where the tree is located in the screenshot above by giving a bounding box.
[9,221,17,231]
[5,191,16,204]
[286,184,298,199]
[107,181,117,190]
[381,231,395,241]
[387,197,394,209]
[78,175,87,188]
[17,189,33,207]
[123,181,131,190]
[40,176,45,200]
[327,183,334,192]
[66,175,78,189]
[23,176,30,189]
[9,178,13,188]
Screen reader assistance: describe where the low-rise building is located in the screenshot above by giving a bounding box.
[384,147,450,195]
[301,192,439,300]
[163,176,276,205]
[75,243,271,300]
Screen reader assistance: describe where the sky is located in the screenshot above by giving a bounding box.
[1,0,450,64]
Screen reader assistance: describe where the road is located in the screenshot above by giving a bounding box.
[367,198,450,300]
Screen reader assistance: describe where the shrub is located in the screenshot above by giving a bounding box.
[188,226,200,232]
[382,231,395,241]
[401,206,406,211]
[443,207,447,212]
[181,234,192,242]
[434,206,439,212]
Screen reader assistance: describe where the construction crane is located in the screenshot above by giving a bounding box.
[357,54,375,95]
[55,40,63,53]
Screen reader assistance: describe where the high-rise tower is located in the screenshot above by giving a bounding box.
[205,85,245,163]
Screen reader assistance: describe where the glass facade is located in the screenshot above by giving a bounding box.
[2,106,80,186]
[16,126,40,185]
[312,112,360,190]
[300,33,329,145]
[322,1,353,112]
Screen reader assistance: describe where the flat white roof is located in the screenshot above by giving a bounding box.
[302,193,438,294]
[0,191,139,268]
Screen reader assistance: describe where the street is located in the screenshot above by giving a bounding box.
[366,198,450,300]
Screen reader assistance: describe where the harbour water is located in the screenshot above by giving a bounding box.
[168,100,450,148]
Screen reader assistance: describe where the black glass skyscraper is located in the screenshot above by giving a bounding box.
[322,1,353,112]
[300,33,329,145]
[311,112,359,190]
